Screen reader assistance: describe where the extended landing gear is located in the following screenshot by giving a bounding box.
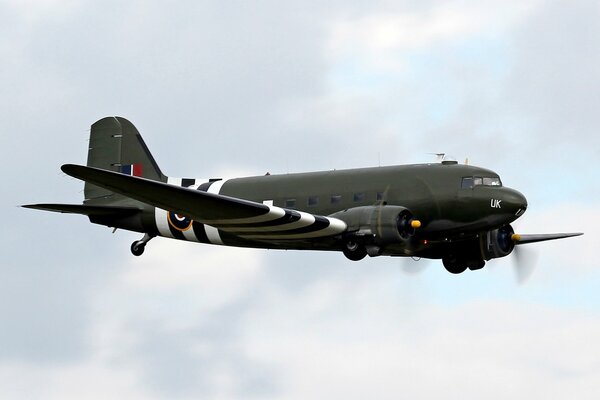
[442,255,485,274]
[343,240,367,261]
[131,233,154,256]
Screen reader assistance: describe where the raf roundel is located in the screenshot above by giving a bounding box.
[167,212,193,231]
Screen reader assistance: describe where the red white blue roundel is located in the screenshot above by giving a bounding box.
[167,212,193,231]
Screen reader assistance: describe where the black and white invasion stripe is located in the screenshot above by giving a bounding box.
[154,176,347,245]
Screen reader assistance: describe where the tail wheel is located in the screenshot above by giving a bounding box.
[130,233,154,256]
[131,241,145,256]
[343,240,367,261]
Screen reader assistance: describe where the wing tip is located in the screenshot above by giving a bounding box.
[61,163,81,176]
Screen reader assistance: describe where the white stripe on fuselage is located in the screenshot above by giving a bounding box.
[155,177,208,241]
[203,179,229,245]
[156,177,195,239]
[155,207,174,238]
[207,179,227,195]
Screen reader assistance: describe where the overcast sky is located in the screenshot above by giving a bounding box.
[2,0,599,398]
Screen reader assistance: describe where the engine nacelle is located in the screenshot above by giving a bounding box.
[480,224,515,260]
[331,205,417,245]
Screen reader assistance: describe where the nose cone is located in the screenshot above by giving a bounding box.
[504,188,528,218]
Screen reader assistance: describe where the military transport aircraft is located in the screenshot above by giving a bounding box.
[24,117,582,274]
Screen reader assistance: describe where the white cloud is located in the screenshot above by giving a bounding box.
[0,361,149,400]
[510,202,597,279]
[328,0,541,70]
[4,255,600,400]
[117,239,266,307]
[241,298,600,400]
[0,0,81,24]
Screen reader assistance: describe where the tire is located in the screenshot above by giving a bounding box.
[442,256,467,274]
[343,241,367,261]
[131,241,145,256]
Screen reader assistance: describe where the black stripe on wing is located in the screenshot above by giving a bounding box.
[212,210,302,229]
[239,216,332,239]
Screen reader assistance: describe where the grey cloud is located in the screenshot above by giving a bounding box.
[0,217,123,363]
[508,0,600,146]
[125,297,281,398]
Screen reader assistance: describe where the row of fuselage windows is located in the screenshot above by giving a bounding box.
[285,192,385,208]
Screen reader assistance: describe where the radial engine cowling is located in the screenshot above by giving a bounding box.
[480,224,516,260]
[331,205,417,245]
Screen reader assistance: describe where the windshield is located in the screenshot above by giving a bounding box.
[461,176,502,189]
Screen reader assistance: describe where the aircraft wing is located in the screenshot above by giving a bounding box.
[22,203,140,217]
[61,164,347,240]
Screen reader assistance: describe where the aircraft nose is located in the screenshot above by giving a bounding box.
[505,188,528,217]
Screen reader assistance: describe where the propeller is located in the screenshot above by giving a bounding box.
[511,232,583,244]
[511,244,539,284]
[399,257,429,275]
[510,232,582,284]
[374,185,426,275]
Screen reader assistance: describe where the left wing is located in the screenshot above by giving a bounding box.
[61,164,347,240]
[22,203,140,217]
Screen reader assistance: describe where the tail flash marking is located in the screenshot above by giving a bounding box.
[120,164,144,177]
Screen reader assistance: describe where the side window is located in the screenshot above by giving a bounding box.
[331,195,342,205]
[308,196,319,207]
[461,177,474,189]
[285,199,296,208]
[353,193,365,202]
[473,177,483,186]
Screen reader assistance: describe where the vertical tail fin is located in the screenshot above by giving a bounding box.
[85,117,166,203]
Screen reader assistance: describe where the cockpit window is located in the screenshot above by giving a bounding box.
[483,177,502,186]
[461,177,474,189]
[461,176,502,188]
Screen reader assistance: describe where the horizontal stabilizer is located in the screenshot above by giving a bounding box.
[22,203,141,217]
[512,232,583,244]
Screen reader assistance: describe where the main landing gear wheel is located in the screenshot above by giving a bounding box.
[442,256,468,274]
[130,233,154,257]
[442,255,486,274]
[343,240,367,261]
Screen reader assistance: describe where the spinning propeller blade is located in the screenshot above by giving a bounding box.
[509,232,582,283]
[512,245,539,284]
[511,232,583,244]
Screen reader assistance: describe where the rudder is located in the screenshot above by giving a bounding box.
[85,116,166,203]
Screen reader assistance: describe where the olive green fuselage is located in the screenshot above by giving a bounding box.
[137,162,526,259]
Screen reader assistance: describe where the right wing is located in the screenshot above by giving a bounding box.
[61,164,347,240]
